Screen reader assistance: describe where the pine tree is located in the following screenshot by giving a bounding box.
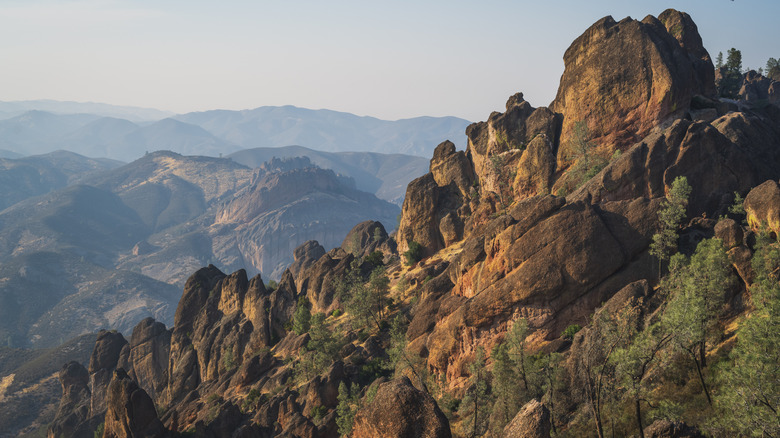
[336,382,360,436]
[715,51,723,68]
[460,347,491,438]
[292,296,311,335]
[661,238,732,406]
[714,231,780,436]
[650,176,691,277]
[386,314,429,393]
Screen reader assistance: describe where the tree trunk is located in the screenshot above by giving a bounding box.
[636,398,645,438]
[691,351,713,406]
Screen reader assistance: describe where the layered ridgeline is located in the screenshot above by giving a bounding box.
[0,104,470,161]
[0,152,399,352]
[46,9,780,438]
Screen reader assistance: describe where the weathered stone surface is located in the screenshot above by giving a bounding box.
[744,179,780,235]
[430,140,476,197]
[502,399,552,438]
[551,10,716,164]
[48,361,92,438]
[117,318,171,405]
[89,330,129,417]
[514,134,556,197]
[643,419,705,438]
[352,377,451,438]
[570,118,770,218]
[466,93,560,196]
[103,368,167,438]
[714,218,743,249]
[340,220,396,260]
[739,70,780,105]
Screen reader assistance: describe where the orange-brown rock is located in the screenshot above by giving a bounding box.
[352,377,451,438]
[103,368,167,438]
[744,179,780,235]
[513,134,556,197]
[551,10,716,165]
[117,318,171,405]
[466,93,560,197]
[89,330,129,417]
[502,399,552,438]
[714,218,743,249]
[569,117,777,217]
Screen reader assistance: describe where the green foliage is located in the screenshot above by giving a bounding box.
[266,279,278,291]
[364,250,384,267]
[566,120,608,189]
[93,422,104,438]
[294,312,342,383]
[404,240,423,265]
[292,296,311,335]
[460,347,492,438]
[713,231,780,436]
[726,48,743,73]
[767,57,780,80]
[718,48,743,98]
[650,176,691,274]
[561,324,582,340]
[337,264,391,331]
[241,388,265,413]
[729,191,746,217]
[661,238,732,406]
[386,314,429,391]
[715,51,723,69]
[336,382,360,437]
[490,342,522,434]
[331,309,342,317]
[222,346,236,371]
[311,405,328,423]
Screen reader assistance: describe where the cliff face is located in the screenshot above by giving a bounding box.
[550,10,716,162]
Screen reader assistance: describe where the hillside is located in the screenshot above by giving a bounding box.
[0,151,399,351]
[40,9,780,438]
[227,145,429,205]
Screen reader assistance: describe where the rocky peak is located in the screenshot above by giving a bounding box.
[551,9,716,164]
[48,361,92,438]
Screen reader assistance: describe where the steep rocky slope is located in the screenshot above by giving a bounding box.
[44,8,780,438]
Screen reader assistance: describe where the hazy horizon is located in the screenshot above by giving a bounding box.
[2,0,778,122]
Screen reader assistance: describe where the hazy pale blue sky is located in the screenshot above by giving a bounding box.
[1,0,777,121]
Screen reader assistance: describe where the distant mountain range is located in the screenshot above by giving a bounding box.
[0,150,400,349]
[0,101,471,161]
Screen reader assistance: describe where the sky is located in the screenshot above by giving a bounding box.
[1,0,778,122]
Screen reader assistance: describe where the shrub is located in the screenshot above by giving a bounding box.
[404,241,423,265]
[561,324,582,340]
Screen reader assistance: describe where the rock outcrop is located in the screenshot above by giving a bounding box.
[103,369,167,438]
[502,399,552,438]
[48,362,92,438]
[744,179,780,235]
[352,377,452,438]
[551,10,716,162]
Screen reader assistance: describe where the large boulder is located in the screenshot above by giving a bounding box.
[352,377,451,438]
[744,179,780,235]
[550,10,716,164]
[502,399,552,438]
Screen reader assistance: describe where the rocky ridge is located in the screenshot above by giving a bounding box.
[47,8,780,438]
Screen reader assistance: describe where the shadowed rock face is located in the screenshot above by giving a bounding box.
[103,369,166,438]
[352,377,452,438]
[48,361,92,438]
[551,10,716,163]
